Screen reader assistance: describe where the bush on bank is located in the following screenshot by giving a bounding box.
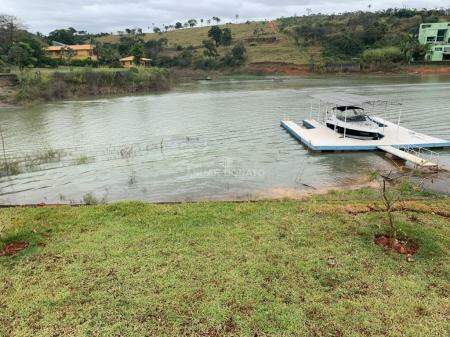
[361,47,403,69]
[15,67,172,103]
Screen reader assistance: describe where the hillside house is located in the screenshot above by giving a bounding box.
[119,56,151,68]
[46,44,97,61]
[418,22,450,61]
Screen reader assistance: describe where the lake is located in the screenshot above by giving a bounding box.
[1,74,449,204]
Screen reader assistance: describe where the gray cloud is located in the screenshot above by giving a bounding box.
[1,0,449,33]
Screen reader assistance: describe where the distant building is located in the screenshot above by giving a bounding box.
[418,22,450,61]
[119,56,151,68]
[46,44,97,61]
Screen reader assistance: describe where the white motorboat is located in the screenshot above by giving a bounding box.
[325,105,385,140]
[310,93,389,140]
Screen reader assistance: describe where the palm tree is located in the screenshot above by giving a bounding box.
[235,14,239,24]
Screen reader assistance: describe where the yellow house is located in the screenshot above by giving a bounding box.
[119,56,151,68]
[46,44,97,61]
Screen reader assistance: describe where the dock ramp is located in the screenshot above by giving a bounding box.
[377,145,438,168]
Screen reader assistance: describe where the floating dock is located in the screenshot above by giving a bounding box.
[281,92,450,169]
[281,119,450,151]
[281,118,450,168]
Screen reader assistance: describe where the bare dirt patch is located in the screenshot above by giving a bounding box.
[394,201,450,218]
[374,235,418,257]
[0,241,29,256]
[247,62,311,75]
[402,66,450,75]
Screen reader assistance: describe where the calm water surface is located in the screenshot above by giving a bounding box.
[1,74,449,204]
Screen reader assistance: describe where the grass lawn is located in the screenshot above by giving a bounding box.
[0,189,449,336]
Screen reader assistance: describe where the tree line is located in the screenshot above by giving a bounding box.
[0,13,247,71]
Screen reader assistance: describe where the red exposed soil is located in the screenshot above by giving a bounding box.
[402,66,450,75]
[0,241,29,256]
[247,62,311,75]
[246,62,450,76]
[374,235,418,256]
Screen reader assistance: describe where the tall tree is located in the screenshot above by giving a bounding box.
[7,42,36,69]
[208,26,223,46]
[61,45,76,64]
[96,43,121,66]
[47,28,81,45]
[0,14,24,50]
[130,43,144,65]
[188,19,197,28]
[221,28,232,46]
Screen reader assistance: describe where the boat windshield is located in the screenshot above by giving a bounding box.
[336,114,367,122]
[333,106,366,122]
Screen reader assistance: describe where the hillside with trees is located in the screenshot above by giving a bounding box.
[278,8,450,65]
[95,8,450,71]
[1,8,450,74]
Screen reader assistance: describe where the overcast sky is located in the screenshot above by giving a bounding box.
[1,0,449,34]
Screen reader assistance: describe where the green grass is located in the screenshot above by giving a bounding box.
[0,190,449,336]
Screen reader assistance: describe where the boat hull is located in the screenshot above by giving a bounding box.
[326,123,384,140]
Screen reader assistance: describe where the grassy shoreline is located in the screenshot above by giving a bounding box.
[1,67,174,105]
[1,189,449,336]
[2,64,450,106]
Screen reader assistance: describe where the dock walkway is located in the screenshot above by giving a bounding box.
[377,145,438,168]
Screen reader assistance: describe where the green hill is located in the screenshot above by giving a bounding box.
[96,8,450,68]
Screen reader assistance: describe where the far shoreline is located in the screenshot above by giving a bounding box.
[2,65,450,108]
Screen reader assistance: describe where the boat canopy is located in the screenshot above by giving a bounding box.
[333,106,364,112]
[309,93,400,108]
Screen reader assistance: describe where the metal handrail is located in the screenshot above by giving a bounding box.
[402,146,440,167]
